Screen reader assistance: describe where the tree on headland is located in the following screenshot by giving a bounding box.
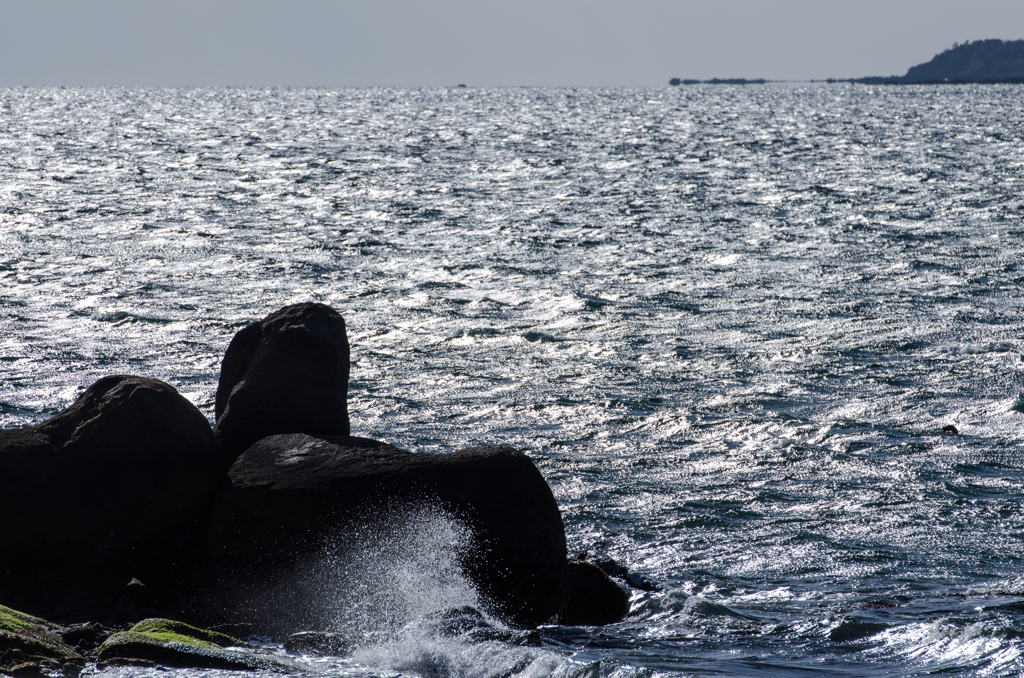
[850,38,1024,84]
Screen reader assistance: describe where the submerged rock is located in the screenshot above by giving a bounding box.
[285,606,539,657]
[96,618,270,671]
[213,303,351,464]
[203,434,568,630]
[0,375,220,610]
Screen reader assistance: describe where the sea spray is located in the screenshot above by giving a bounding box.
[198,503,481,638]
[330,505,482,644]
[276,505,569,678]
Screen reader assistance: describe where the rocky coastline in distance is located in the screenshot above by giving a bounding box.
[670,38,1024,85]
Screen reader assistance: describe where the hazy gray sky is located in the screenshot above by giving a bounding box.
[2,1,1022,87]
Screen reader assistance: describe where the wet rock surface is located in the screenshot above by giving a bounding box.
[419,606,543,647]
[285,631,352,657]
[0,604,81,674]
[96,618,276,671]
[60,622,110,653]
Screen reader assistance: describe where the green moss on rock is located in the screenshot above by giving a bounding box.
[126,619,242,650]
[97,618,273,671]
[0,605,80,673]
[0,602,80,675]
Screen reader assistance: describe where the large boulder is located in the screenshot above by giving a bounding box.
[0,376,220,610]
[201,435,568,631]
[213,303,350,465]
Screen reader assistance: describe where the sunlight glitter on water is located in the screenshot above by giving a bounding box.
[5,84,1024,677]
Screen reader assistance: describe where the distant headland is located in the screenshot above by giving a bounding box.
[670,38,1024,85]
[841,39,1024,84]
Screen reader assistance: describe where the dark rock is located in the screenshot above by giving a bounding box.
[4,661,56,677]
[206,623,257,641]
[202,435,568,630]
[284,631,351,656]
[707,78,766,85]
[557,560,630,626]
[941,424,959,435]
[285,606,541,655]
[96,657,160,669]
[213,303,351,465]
[111,578,162,625]
[0,606,84,678]
[0,376,220,610]
[61,622,109,652]
[668,78,766,85]
[587,556,661,592]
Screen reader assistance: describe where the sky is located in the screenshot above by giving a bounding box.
[1,0,1023,88]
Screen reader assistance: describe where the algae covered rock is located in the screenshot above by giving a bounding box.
[96,618,270,670]
[0,604,80,670]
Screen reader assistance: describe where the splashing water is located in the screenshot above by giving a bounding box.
[216,505,477,637]
[331,505,482,643]
[281,506,572,678]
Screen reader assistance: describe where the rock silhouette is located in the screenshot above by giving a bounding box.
[557,560,630,626]
[213,302,351,465]
[0,376,220,611]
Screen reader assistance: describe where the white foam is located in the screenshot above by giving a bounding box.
[320,507,571,678]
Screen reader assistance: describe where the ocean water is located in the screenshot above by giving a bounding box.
[3,84,1024,677]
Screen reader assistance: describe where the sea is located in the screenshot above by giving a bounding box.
[2,84,1024,677]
